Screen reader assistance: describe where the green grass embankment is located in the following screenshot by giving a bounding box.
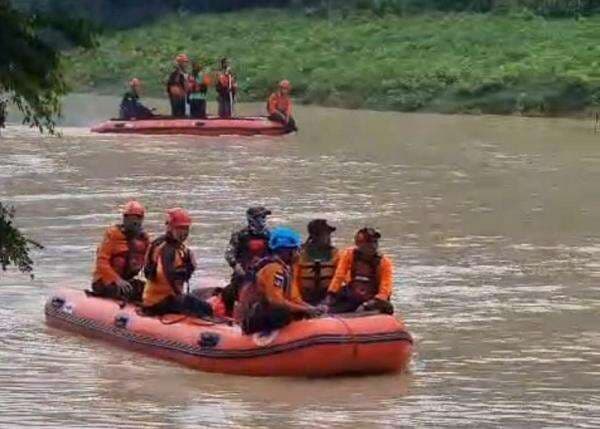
[64,9,600,116]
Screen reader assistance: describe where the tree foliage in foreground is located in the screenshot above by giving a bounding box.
[0,0,95,133]
[0,203,43,277]
[1,1,95,276]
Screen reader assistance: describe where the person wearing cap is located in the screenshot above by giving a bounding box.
[292,219,340,305]
[142,208,212,317]
[267,79,297,132]
[215,57,237,118]
[237,226,322,335]
[222,206,272,315]
[326,227,394,314]
[119,78,154,120]
[166,53,190,117]
[91,201,150,302]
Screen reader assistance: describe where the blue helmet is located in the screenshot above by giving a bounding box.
[269,226,301,251]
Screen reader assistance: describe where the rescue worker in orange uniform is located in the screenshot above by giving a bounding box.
[142,208,212,317]
[187,61,211,119]
[326,227,394,314]
[238,226,323,335]
[215,57,237,118]
[292,219,339,305]
[92,200,150,302]
[267,80,297,132]
[221,206,272,316]
[166,53,189,117]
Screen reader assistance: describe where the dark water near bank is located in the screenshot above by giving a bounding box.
[1,95,599,427]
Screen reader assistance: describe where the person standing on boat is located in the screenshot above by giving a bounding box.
[325,227,394,314]
[267,79,298,132]
[215,57,237,118]
[142,208,213,317]
[238,226,321,334]
[91,200,150,302]
[187,61,211,119]
[292,219,340,305]
[166,53,189,117]
[221,206,272,315]
[119,78,154,120]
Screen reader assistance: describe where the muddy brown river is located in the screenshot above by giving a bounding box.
[1,95,599,427]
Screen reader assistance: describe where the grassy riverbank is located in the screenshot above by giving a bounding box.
[64,9,600,116]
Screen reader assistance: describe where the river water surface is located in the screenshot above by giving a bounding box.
[1,95,599,428]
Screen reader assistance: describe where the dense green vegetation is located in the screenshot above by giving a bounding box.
[65,9,600,115]
[1,0,95,133]
[14,0,600,28]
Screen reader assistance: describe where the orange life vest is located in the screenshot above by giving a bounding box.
[142,237,195,307]
[92,225,149,285]
[347,251,381,302]
[295,247,339,304]
[267,92,292,116]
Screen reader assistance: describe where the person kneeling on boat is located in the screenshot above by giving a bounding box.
[238,226,323,335]
[91,200,150,302]
[119,78,154,120]
[292,219,340,305]
[221,206,272,316]
[325,227,394,315]
[267,80,297,132]
[142,208,213,317]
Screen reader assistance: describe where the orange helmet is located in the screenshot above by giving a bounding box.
[279,79,291,90]
[122,200,145,217]
[166,207,192,228]
[175,53,189,64]
[354,227,381,245]
[130,78,141,87]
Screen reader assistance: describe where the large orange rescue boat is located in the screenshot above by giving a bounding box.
[45,288,413,377]
[90,116,291,136]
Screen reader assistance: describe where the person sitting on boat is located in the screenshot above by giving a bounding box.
[215,57,237,119]
[292,219,340,305]
[238,226,322,335]
[166,53,189,117]
[187,61,211,119]
[91,200,150,302]
[221,206,272,316]
[142,208,213,317]
[325,227,394,314]
[119,78,154,120]
[267,79,297,132]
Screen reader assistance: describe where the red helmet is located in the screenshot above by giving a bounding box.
[122,200,145,217]
[175,53,189,64]
[279,79,291,90]
[166,207,192,227]
[355,227,381,245]
[130,78,141,87]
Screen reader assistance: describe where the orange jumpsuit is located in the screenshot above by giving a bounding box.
[328,247,393,302]
[267,92,292,118]
[238,256,307,334]
[142,237,195,307]
[92,225,149,288]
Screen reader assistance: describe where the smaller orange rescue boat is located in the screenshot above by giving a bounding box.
[45,288,413,377]
[90,116,291,136]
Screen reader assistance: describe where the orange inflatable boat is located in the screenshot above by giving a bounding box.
[45,288,413,377]
[90,116,291,136]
